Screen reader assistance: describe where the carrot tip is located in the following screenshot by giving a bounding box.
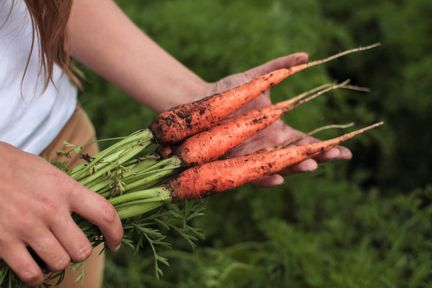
[364,42,382,49]
[349,121,384,137]
[343,85,370,93]
[307,43,382,68]
[365,121,384,130]
[290,79,350,108]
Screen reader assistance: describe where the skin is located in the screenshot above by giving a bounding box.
[0,142,123,286]
[1,0,349,285]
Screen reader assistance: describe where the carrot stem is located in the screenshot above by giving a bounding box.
[307,122,355,136]
[274,80,370,112]
[305,43,381,68]
[272,122,356,149]
[280,83,334,106]
[287,80,350,109]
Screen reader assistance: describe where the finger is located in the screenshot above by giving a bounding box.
[253,174,285,187]
[246,52,309,78]
[69,184,123,251]
[0,243,44,285]
[316,147,340,161]
[339,146,353,159]
[50,214,92,263]
[281,159,318,176]
[27,232,70,272]
[314,146,352,162]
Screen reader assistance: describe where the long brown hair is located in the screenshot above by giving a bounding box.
[24,0,81,89]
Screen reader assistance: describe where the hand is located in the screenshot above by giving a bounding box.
[206,53,352,187]
[0,142,123,286]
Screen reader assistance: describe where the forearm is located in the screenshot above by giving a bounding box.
[69,0,209,112]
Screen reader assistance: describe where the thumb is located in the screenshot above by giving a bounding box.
[245,52,309,78]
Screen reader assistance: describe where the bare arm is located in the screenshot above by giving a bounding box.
[69,0,209,112]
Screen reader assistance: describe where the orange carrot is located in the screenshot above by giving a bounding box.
[177,81,357,165]
[169,122,383,200]
[150,69,295,144]
[150,44,380,144]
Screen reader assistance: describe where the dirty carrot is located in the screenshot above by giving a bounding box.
[168,122,383,200]
[177,81,358,165]
[156,84,337,161]
[150,43,380,144]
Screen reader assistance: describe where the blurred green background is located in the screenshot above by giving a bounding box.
[78,0,432,287]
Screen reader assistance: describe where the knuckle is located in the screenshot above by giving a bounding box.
[52,169,76,196]
[49,210,69,228]
[40,200,62,219]
[73,244,92,262]
[50,253,70,271]
[19,267,43,285]
[51,168,68,186]
[112,229,124,247]
[16,215,37,233]
[102,201,118,225]
[32,237,50,253]
[0,236,9,248]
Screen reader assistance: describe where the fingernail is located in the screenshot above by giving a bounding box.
[295,52,309,63]
[114,243,121,252]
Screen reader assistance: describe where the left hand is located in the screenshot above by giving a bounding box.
[205,52,352,187]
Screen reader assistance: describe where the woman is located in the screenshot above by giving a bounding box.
[0,0,351,286]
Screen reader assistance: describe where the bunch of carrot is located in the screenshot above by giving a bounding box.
[0,44,383,287]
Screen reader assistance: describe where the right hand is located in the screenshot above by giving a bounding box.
[206,53,352,187]
[0,141,123,286]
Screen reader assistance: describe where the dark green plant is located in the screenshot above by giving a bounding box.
[73,0,430,287]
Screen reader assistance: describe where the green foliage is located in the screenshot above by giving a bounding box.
[320,0,432,191]
[76,0,431,286]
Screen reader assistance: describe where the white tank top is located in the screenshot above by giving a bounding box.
[0,0,77,154]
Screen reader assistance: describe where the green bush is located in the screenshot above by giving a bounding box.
[77,0,431,287]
